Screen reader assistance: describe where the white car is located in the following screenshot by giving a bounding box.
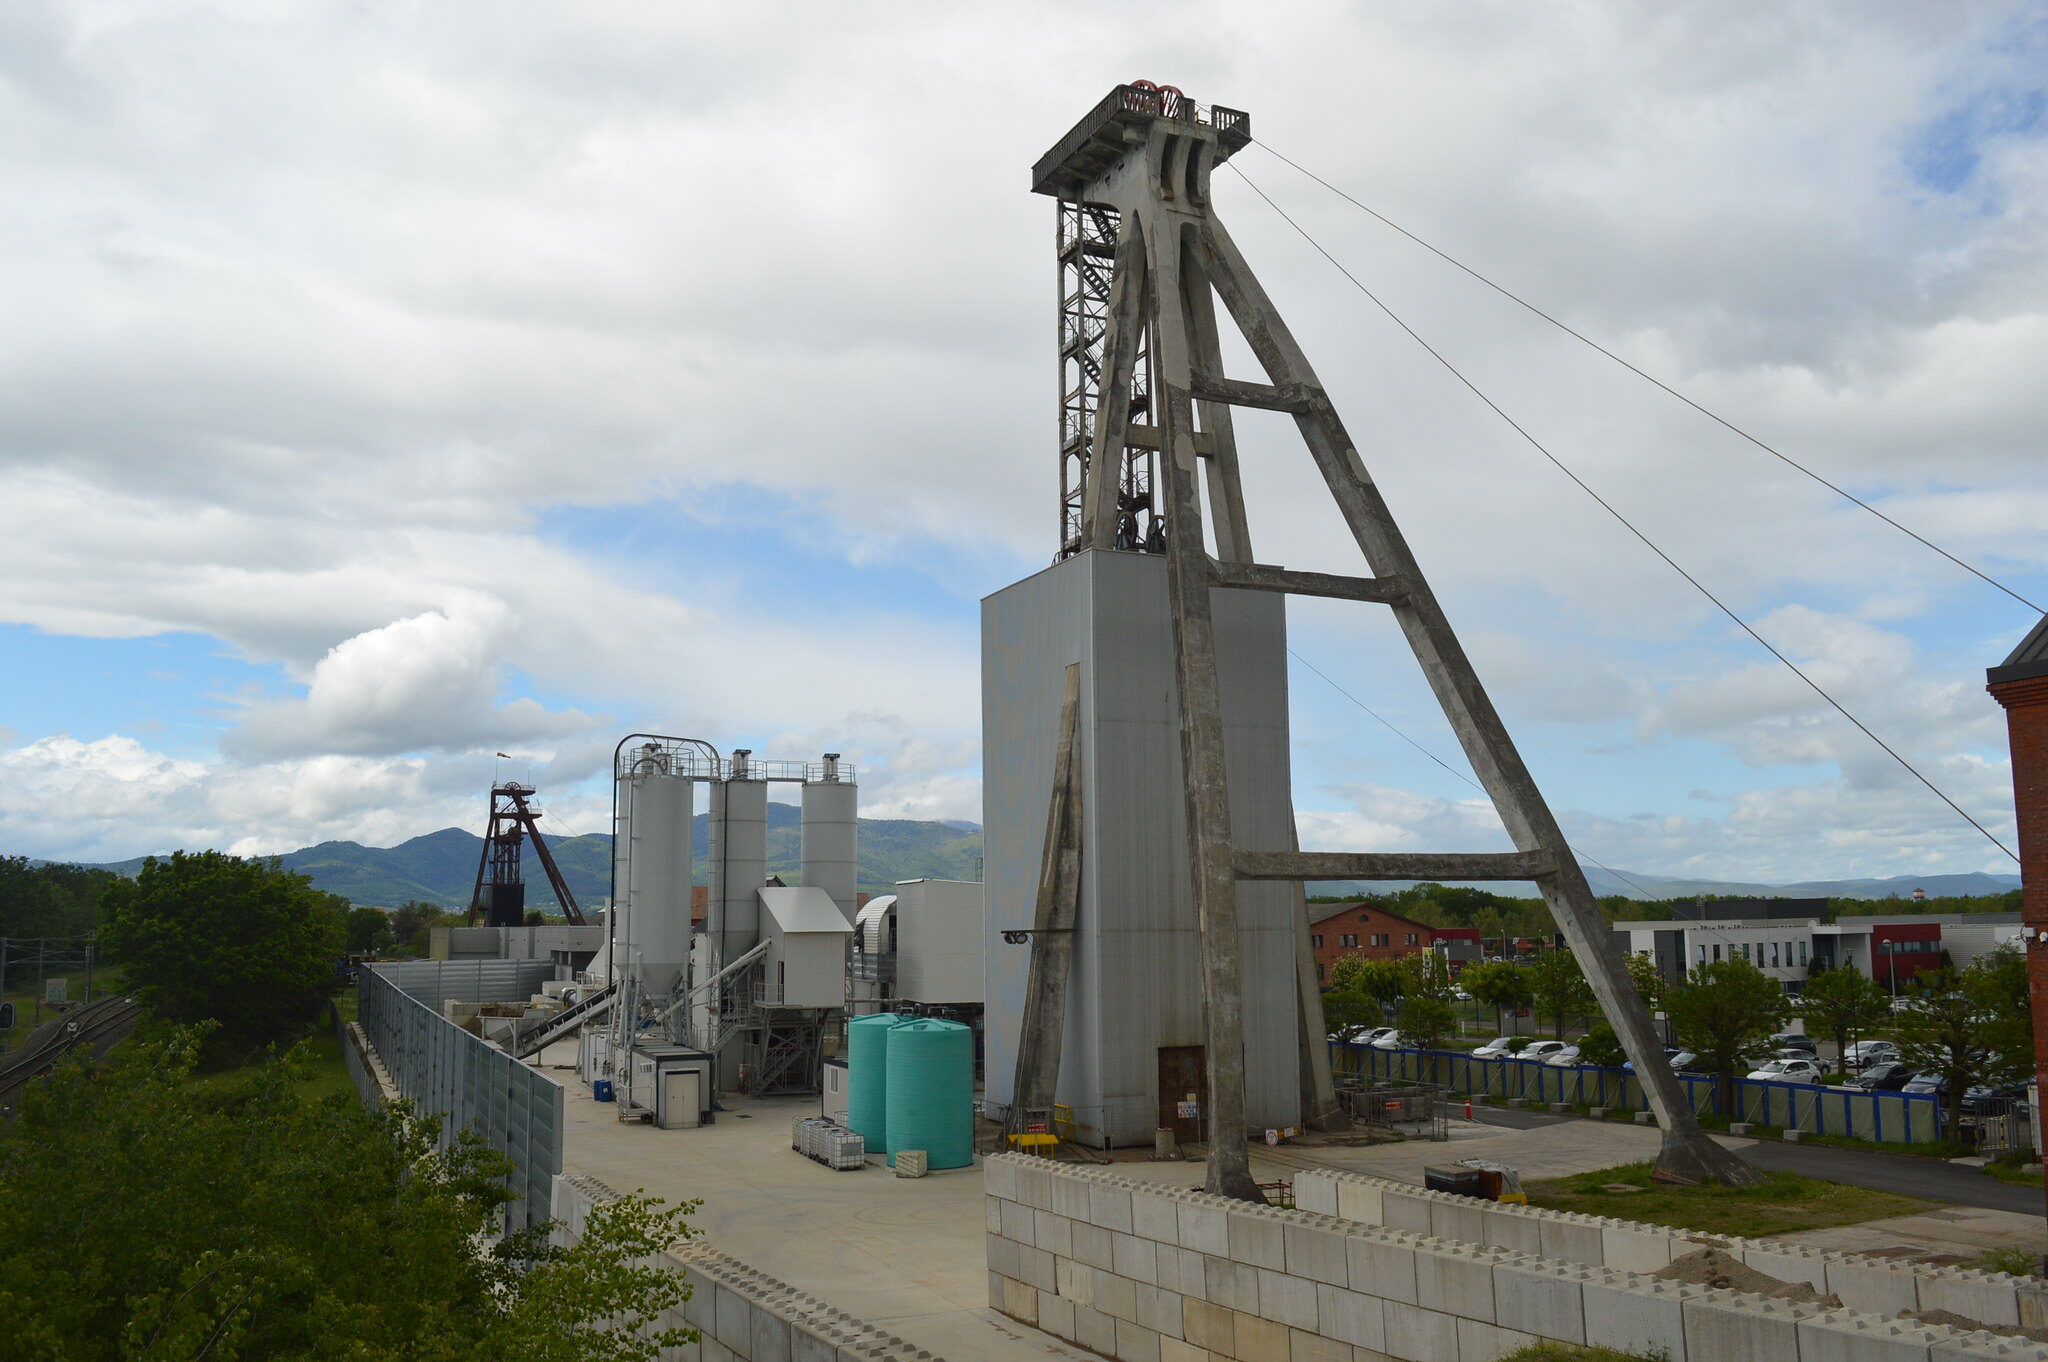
[1358,1026,1398,1048]
[1512,1040,1569,1062]
[1369,1030,1411,1051]
[1746,1058,1823,1084]
[1541,1045,1583,1067]
[1844,1040,1898,1069]
[1470,1037,1518,1059]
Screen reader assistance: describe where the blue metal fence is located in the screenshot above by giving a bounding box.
[1331,1043,1942,1144]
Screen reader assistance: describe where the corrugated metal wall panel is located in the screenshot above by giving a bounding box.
[983,551,1300,1145]
[358,962,563,1230]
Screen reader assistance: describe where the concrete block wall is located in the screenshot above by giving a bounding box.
[1295,1166,2045,1328]
[986,1155,2048,1362]
[553,1173,948,1361]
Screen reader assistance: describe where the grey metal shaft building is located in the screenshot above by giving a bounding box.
[982,550,1301,1146]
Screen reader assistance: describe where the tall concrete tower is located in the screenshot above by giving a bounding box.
[987,84,1756,1198]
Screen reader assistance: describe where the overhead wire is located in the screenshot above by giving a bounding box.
[1245,141,2044,617]
[1229,162,2020,866]
[1286,648,1663,901]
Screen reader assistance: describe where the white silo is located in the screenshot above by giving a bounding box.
[614,743,695,998]
[710,751,769,970]
[800,753,858,924]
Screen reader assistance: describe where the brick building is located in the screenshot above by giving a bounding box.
[1988,615,2048,1223]
[1308,903,1439,983]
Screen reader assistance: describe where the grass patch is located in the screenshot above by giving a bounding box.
[1527,1161,1936,1239]
[1502,1344,1668,1362]
[1978,1246,2043,1278]
[1797,1131,1976,1160]
[1985,1162,2045,1188]
[180,996,362,1106]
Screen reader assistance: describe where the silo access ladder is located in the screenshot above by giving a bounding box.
[512,981,617,1059]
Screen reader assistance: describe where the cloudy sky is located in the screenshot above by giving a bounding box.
[3,1,2043,884]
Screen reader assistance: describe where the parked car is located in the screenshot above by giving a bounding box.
[1369,1029,1411,1051]
[1902,1073,1946,1097]
[1623,1047,1693,1074]
[1844,1040,1899,1069]
[1771,1031,1817,1054]
[1849,1061,1915,1092]
[1359,1026,1398,1048]
[1541,1045,1582,1068]
[1470,1037,1518,1059]
[1962,1084,2027,1117]
[1747,1058,1824,1083]
[1513,1040,1570,1062]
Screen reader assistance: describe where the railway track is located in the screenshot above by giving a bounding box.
[0,994,140,1112]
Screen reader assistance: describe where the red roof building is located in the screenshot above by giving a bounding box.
[1308,903,1444,983]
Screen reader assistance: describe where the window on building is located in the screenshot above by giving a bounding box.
[1339,933,1358,948]
[1404,933,1419,946]
[1696,944,1707,963]
[1358,912,1371,922]
[1798,941,1807,966]
[1312,935,1323,948]
[1316,964,1325,980]
[1712,944,1722,962]
[1371,933,1389,948]
[1770,943,1780,967]
[1739,943,1750,962]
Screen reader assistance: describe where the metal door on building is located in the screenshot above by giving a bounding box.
[660,1070,701,1129]
[1159,1045,1207,1143]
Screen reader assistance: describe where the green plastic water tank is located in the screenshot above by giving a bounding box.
[845,1012,901,1144]
[883,1018,974,1169]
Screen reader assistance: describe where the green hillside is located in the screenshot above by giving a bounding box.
[93,803,982,910]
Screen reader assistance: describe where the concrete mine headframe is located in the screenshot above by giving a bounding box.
[1031,82,1760,1198]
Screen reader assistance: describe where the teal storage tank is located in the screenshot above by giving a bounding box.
[883,1018,974,1169]
[845,1012,900,1144]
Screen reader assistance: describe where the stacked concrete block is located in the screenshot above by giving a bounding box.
[554,1173,944,1362]
[1295,1165,2043,1334]
[988,1157,2048,1362]
[1921,1271,2028,1329]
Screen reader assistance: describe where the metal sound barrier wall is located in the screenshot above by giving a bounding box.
[359,961,563,1229]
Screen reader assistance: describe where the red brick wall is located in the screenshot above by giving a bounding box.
[1308,904,1433,983]
[1988,672,2047,1206]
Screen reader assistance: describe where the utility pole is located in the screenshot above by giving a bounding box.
[1031,83,1759,1193]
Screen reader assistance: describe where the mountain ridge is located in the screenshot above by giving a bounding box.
[47,812,2018,908]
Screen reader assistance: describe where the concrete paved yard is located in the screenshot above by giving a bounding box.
[543,1043,2045,1355]
[544,1053,1096,1361]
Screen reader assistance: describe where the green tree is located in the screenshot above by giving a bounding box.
[1528,949,1594,1039]
[99,851,347,1059]
[1395,954,1459,1084]
[345,905,396,955]
[1623,951,1667,1013]
[1795,966,1889,1074]
[1460,960,1533,1036]
[1321,989,1380,1043]
[1576,1023,1627,1068]
[1664,958,1789,1110]
[0,1030,697,1360]
[1893,959,2033,1135]
[390,899,450,954]
[1328,957,1409,1018]
[0,855,116,939]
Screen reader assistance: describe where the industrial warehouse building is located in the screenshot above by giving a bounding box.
[1614,900,2022,993]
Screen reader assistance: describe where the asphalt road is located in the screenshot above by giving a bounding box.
[1738,1139,2042,1214]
